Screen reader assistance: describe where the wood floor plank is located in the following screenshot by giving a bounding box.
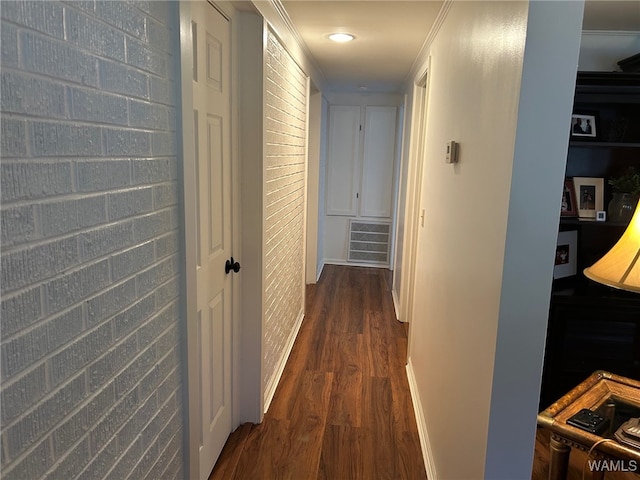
[384,334,406,377]
[363,268,384,314]
[334,332,367,376]
[269,318,315,420]
[232,418,292,480]
[344,268,365,335]
[396,430,428,480]
[318,424,366,480]
[362,376,397,480]
[305,270,339,373]
[209,423,254,480]
[389,368,419,434]
[365,311,390,378]
[304,306,332,372]
[281,370,333,479]
[327,365,363,427]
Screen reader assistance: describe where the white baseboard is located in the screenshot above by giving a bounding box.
[323,259,390,269]
[406,358,437,480]
[391,288,402,321]
[263,309,305,413]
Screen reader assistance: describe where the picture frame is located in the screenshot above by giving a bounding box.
[561,178,578,217]
[572,177,604,219]
[554,230,577,279]
[571,112,598,139]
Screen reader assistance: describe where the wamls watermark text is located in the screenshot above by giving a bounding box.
[588,459,638,472]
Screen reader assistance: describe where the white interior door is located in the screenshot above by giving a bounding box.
[192,2,233,478]
[361,106,397,218]
[325,105,360,216]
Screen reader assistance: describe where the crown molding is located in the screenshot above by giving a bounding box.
[251,0,329,91]
[403,0,452,91]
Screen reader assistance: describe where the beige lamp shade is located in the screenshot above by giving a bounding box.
[584,202,640,293]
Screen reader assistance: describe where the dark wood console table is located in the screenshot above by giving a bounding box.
[537,371,640,480]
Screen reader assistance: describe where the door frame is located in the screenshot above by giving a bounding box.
[178,2,242,478]
[397,61,430,330]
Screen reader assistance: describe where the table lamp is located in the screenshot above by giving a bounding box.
[584,202,640,293]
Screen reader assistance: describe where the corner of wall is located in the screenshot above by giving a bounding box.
[484,1,585,478]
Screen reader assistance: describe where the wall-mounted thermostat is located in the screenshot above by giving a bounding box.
[445,141,458,164]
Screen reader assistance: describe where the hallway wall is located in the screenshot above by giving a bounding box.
[262,29,309,406]
[406,4,527,477]
[404,1,583,479]
[0,2,185,479]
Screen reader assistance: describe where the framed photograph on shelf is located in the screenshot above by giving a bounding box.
[561,179,578,217]
[570,112,598,139]
[573,177,604,219]
[554,230,577,279]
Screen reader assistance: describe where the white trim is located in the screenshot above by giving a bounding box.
[399,62,431,331]
[263,310,305,413]
[270,0,324,79]
[323,259,390,270]
[178,3,199,478]
[391,288,401,322]
[229,1,243,431]
[388,104,403,272]
[406,358,437,480]
[302,71,310,336]
[305,87,322,285]
[404,0,452,90]
[391,98,408,295]
[237,10,266,424]
[250,0,328,91]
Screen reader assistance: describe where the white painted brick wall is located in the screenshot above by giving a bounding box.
[0,2,185,479]
[262,30,308,392]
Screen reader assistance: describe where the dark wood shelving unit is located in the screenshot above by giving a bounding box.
[539,71,640,410]
[569,141,640,148]
[560,217,629,228]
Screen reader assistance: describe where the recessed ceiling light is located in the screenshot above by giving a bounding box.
[329,33,355,43]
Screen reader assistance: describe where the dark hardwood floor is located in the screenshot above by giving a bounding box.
[210,264,638,480]
[209,265,427,479]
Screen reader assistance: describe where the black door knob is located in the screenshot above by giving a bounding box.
[225,257,241,274]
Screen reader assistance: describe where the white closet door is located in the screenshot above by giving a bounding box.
[326,105,360,216]
[361,106,397,218]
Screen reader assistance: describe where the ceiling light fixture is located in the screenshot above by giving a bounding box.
[329,33,354,43]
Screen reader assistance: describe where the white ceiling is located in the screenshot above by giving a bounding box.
[272,0,639,93]
[281,1,443,92]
